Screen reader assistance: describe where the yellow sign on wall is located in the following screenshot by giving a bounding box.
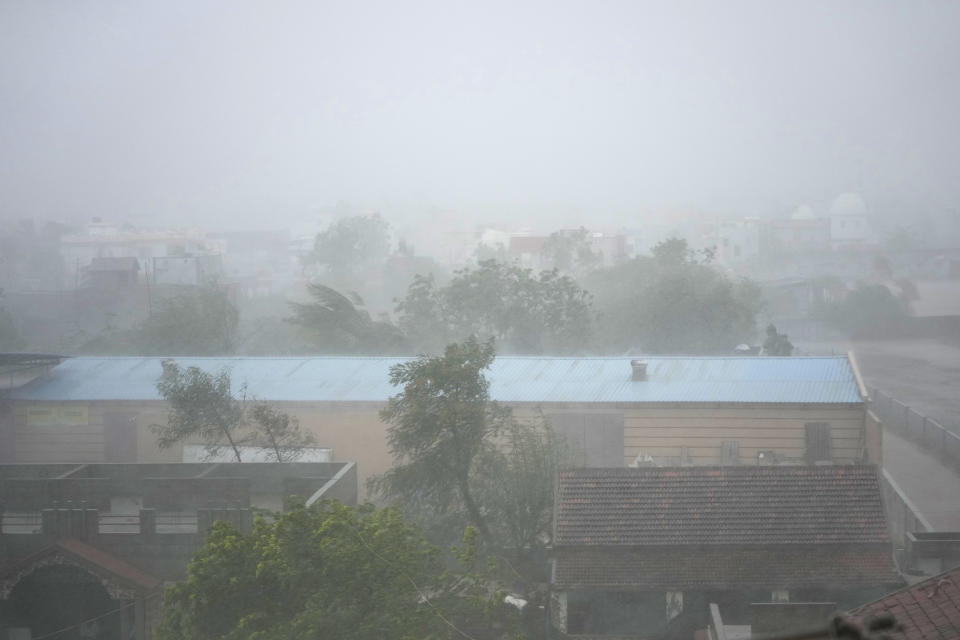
[26,405,89,426]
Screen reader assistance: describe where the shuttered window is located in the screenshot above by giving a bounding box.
[720,440,740,466]
[804,422,831,463]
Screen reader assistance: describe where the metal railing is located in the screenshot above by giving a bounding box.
[869,387,960,470]
[0,511,42,534]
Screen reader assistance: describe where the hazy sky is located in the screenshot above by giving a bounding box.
[2,0,958,229]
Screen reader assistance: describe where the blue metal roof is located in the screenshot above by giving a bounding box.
[9,356,864,404]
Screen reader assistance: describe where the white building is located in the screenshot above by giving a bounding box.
[829,193,873,250]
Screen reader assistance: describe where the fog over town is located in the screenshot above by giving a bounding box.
[1,2,959,640]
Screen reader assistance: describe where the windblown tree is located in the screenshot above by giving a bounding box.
[476,415,568,555]
[308,213,391,281]
[371,338,507,546]
[138,286,239,355]
[248,403,317,462]
[396,260,593,354]
[152,361,315,462]
[287,283,408,353]
[371,338,567,558]
[586,237,762,353]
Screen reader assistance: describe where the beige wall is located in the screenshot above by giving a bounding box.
[8,400,872,500]
[12,402,107,463]
[622,405,868,466]
[10,400,391,497]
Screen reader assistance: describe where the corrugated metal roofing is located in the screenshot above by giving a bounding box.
[8,355,864,404]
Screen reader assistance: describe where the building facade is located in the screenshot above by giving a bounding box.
[0,462,356,640]
[1,355,879,493]
[551,466,901,638]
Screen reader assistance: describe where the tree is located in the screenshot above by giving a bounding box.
[540,227,602,275]
[156,502,456,640]
[586,247,762,354]
[371,339,567,561]
[153,361,247,462]
[287,283,408,353]
[762,323,794,356]
[476,415,568,556]
[309,214,391,280]
[248,403,317,462]
[372,338,508,546]
[138,286,239,355]
[651,236,715,266]
[152,361,315,462]
[817,283,909,338]
[396,260,593,354]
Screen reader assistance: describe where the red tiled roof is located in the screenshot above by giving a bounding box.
[555,466,889,546]
[850,566,960,640]
[0,539,160,592]
[553,546,901,590]
[59,539,161,590]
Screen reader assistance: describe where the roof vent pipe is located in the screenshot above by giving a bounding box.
[631,359,648,381]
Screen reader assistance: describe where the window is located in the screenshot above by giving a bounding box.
[721,440,740,465]
[804,422,831,463]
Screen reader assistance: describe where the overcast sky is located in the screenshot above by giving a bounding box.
[1,0,958,230]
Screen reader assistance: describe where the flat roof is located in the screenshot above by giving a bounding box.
[8,355,864,405]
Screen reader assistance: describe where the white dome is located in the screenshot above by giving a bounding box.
[830,192,867,217]
[791,204,815,220]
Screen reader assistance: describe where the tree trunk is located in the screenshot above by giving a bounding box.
[458,474,492,546]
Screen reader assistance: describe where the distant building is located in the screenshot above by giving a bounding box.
[151,253,222,287]
[60,219,217,286]
[829,193,873,250]
[0,461,356,640]
[550,465,901,638]
[717,218,762,264]
[84,257,140,290]
[507,235,547,269]
[762,216,832,256]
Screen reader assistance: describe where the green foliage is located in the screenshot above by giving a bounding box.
[586,245,762,353]
[139,286,238,355]
[152,362,314,462]
[540,227,601,274]
[817,283,909,337]
[156,502,452,640]
[248,403,317,462]
[287,283,408,353]
[372,338,507,545]
[310,214,391,279]
[371,339,566,562]
[476,415,569,554]
[762,323,794,356]
[396,260,593,354]
[650,237,715,267]
[153,361,247,462]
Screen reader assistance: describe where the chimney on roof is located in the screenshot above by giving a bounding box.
[631,359,648,381]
